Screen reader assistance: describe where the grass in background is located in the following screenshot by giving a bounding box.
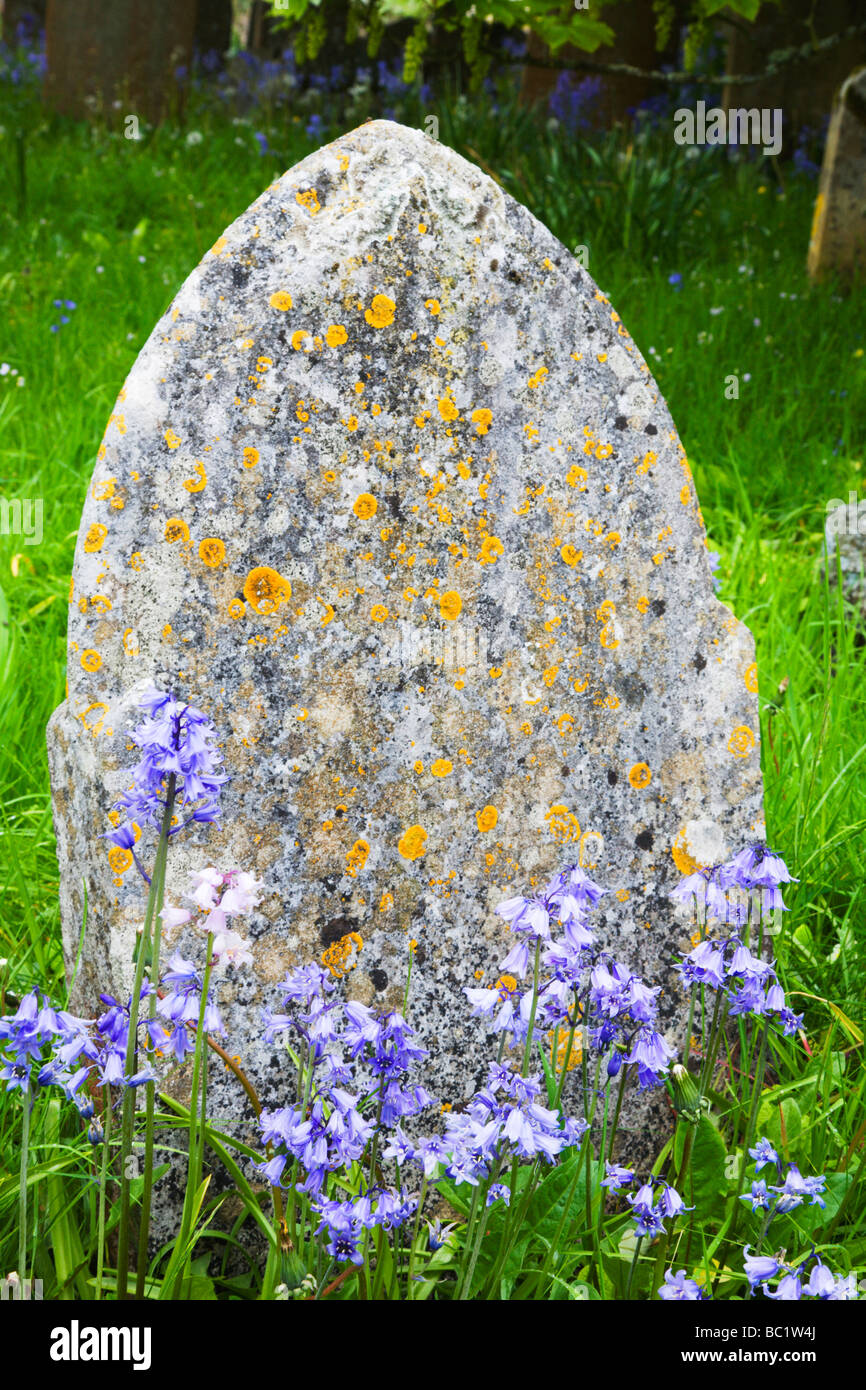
[1,68,864,1290]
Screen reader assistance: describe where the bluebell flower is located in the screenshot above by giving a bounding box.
[743,1247,780,1286]
[740,1178,771,1211]
[625,1027,675,1088]
[659,1268,705,1300]
[765,1272,802,1300]
[601,1162,634,1192]
[112,686,228,835]
[770,1165,826,1212]
[668,272,682,288]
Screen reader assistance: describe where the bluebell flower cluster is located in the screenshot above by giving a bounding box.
[256,962,429,1257]
[744,1248,855,1300]
[673,844,802,1034]
[672,842,797,926]
[0,986,154,1108]
[465,864,676,1091]
[389,1063,587,1191]
[607,1169,693,1240]
[740,1137,826,1217]
[109,686,228,841]
[658,1268,706,1300]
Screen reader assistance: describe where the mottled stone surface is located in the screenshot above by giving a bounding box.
[48,121,764,1164]
[808,67,866,283]
[822,492,866,619]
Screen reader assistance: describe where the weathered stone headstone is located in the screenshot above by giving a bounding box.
[808,67,866,284]
[822,491,866,620]
[48,121,764,1165]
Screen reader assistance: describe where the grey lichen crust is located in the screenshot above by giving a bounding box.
[48,121,764,1159]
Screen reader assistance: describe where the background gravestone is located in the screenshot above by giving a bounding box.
[808,67,866,283]
[47,121,764,1164]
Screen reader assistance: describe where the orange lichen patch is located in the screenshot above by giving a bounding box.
[122,629,139,655]
[744,662,758,694]
[439,591,462,621]
[471,408,492,436]
[728,725,755,758]
[198,538,226,568]
[370,605,389,623]
[107,846,132,875]
[379,891,393,912]
[80,649,102,672]
[84,523,108,553]
[542,665,558,687]
[343,416,359,431]
[615,888,630,902]
[365,294,396,328]
[353,493,378,520]
[560,544,582,567]
[636,596,649,615]
[210,236,228,256]
[296,187,320,215]
[317,597,334,626]
[92,478,116,501]
[528,365,548,389]
[291,329,310,351]
[545,805,581,843]
[321,930,363,979]
[566,464,588,488]
[478,534,504,564]
[345,839,370,877]
[269,291,293,311]
[164,428,181,450]
[326,324,348,347]
[548,1028,582,1074]
[398,824,427,860]
[637,451,658,475]
[413,760,424,774]
[90,595,112,614]
[437,394,459,422]
[671,829,704,877]
[680,483,690,505]
[242,447,260,469]
[128,553,144,571]
[628,762,652,790]
[183,462,207,493]
[243,566,292,615]
[424,298,441,315]
[476,804,498,832]
[417,222,427,234]
[431,759,453,777]
[228,599,245,620]
[556,713,574,735]
[165,517,190,543]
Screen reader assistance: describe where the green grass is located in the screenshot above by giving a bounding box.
[0,70,864,1296]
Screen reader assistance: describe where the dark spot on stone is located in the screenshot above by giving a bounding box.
[413,943,427,966]
[645,423,658,435]
[370,968,388,991]
[693,651,707,672]
[561,765,570,776]
[507,269,523,285]
[636,830,654,851]
[489,259,499,271]
[321,916,352,947]
[651,599,666,617]
[335,807,346,817]
[607,769,618,786]
[615,415,628,430]
[321,875,338,893]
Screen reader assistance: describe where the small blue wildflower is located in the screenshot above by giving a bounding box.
[659,1268,706,1300]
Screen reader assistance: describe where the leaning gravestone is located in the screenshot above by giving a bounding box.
[48,121,764,1167]
[808,67,866,284]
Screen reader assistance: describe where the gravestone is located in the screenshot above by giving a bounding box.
[48,121,764,1168]
[808,68,866,284]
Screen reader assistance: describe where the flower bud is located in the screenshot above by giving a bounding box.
[671,1063,701,1123]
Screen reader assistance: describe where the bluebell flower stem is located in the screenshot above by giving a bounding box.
[18,1090,31,1281]
[520,940,542,1078]
[606,1064,629,1161]
[699,990,725,1097]
[407,1173,428,1297]
[116,775,176,1300]
[625,1233,644,1299]
[95,1084,112,1299]
[171,929,215,1298]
